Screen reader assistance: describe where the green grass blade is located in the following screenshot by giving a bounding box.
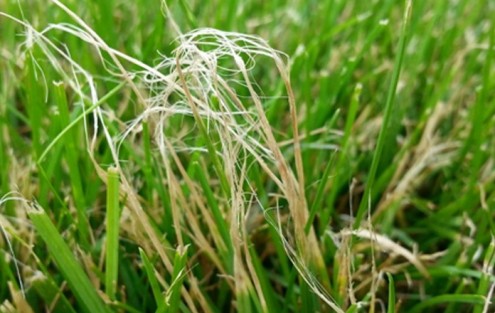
[139,248,165,313]
[300,279,318,312]
[248,245,281,312]
[409,294,485,313]
[53,81,90,248]
[354,0,413,228]
[25,54,44,157]
[237,291,253,313]
[164,246,189,313]
[317,83,362,234]
[473,240,495,313]
[387,273,396,313]
[191,161,233,258]
[177,0,198,29]
[345,303,359,313]
[105,166,120,301]
[37,81,126,164]
[142,122,155,202]
[28,204,111,313]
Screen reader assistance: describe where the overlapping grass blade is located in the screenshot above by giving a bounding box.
[28,204,111,313]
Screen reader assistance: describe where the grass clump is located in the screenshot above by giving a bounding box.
[1,0,495,312]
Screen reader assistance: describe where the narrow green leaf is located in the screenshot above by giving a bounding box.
[164,246,189,313]
[473,240,495,313]
[354,0,413,227]
[139,248,165,313]
[105,166,120,300]
[191,161,233,259]
[248,245,281,312]
[53,81,90,248]
[317,83,361,234]
[409,294,485,313]
[387,273,395,313]
[38,81,126,164]
[300,279,318,312]
[28,205,111,313]
[345,303,359,313]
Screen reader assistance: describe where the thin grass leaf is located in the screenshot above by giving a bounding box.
[387,273,396,313]
[139,248,165,313]
[53,81,90,248]
[317,83,361,234]
[28,204,111,313]
[191,161,233,259]
[164,246,189,313]
[37,81,126,164]
[105,166,120,301]
[345,303,359,313]
[474,240,495,313]
[248,245,281,312]
[354,0,413,227]
[409,294,485,313]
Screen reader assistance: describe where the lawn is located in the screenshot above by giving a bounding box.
[0,0,494,312]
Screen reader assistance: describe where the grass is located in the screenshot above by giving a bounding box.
[0,0,494,312]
